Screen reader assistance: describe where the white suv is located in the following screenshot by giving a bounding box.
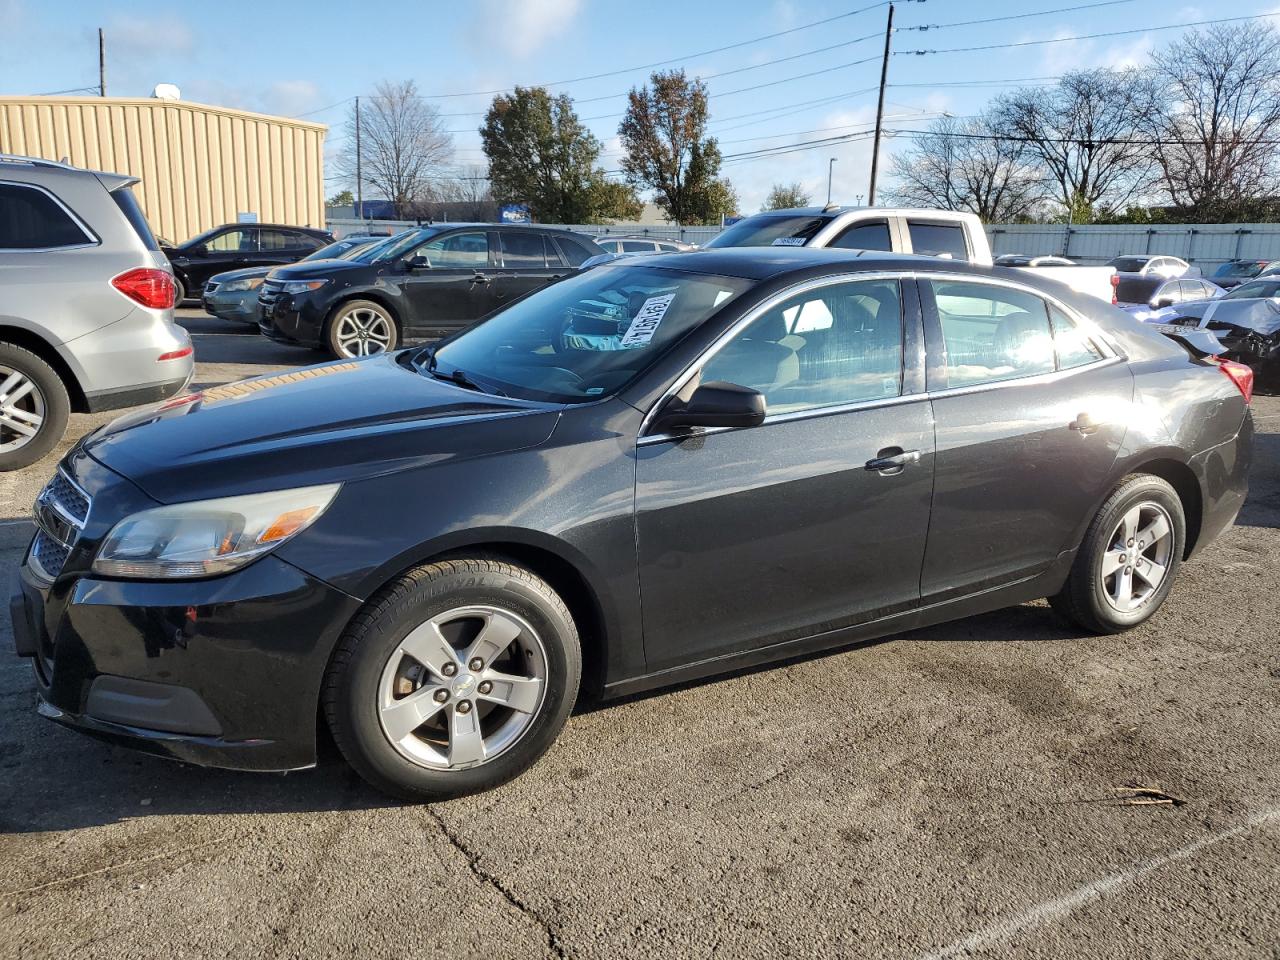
[0,155,193,469]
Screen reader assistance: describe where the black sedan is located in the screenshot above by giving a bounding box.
[162,223,334,304]
[13,249,1254,801]
[257,224,604,358]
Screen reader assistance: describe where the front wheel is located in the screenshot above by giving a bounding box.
[323,558,581,801]
[1050,474,1185,633]
[326,300,398,359]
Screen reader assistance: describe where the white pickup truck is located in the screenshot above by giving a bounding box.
[704,206,1118,304]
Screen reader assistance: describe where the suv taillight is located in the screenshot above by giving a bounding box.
[1110,273,1119,305]
[111,268,176,310]
[1213,357,1254,405]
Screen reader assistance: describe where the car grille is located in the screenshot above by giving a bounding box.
[29,469,90,580]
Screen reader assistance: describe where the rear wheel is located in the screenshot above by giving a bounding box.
[326,300,398,359]
[323,558,581,801]
[173,277,187,306]
[1050,474,1185,633]
[0,344,70,471]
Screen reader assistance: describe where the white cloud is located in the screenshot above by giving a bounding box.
[106,13,194,57]
[262,80,322,118]
[468,0,582,59]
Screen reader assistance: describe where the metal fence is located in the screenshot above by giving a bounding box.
[328,216,1280,270]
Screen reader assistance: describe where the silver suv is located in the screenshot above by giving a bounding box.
[0,155,193,469]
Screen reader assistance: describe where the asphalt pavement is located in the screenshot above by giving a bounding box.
[0,310,1277,959]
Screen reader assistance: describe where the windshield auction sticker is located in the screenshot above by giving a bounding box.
[771,237,806,246]
[620,293,676,348]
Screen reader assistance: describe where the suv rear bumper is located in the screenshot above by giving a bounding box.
[84,372,193,412]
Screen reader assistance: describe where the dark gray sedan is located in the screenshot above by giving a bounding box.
[14,248,1254,801]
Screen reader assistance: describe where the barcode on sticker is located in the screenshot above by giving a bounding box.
[771,237,806,246]
[619,294,676,348]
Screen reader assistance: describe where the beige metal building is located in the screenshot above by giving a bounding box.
[0,96,326,243]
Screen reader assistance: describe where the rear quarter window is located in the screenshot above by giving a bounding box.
[0,182,95,250]
[109,185,160,251]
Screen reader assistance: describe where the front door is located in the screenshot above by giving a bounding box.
[917,277,1130,600]
[188,227,260,288]
[493,231,565,309]
[635,276,936,671]
[400,230,495,337]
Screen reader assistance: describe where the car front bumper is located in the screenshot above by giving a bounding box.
[257,291,326,348]
[203,289,263,324]
[12,535,362,772]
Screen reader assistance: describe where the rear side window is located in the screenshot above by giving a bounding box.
[907,221,969,261]
[500,232,548,267]
[0,182,94,250]
[928,280,1055,387]
[109,185,160,251]
[1048,305,1104,369]
[259,229,295,251]
[829,220,893,252]
[621,240,654,253]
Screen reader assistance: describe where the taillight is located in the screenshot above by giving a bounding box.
[1110,273,1119,305]
[111,268,176,309]
[1213,357,1254,404]
[157,346,193,362]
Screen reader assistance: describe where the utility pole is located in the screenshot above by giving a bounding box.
[868,3,894,206]
[98,28,106,97]
[827,157,837,205]
[354,96,363,221]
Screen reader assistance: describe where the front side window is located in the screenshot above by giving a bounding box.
[418,231,489,268]
[205,229,257,253]
[0,183,93,249]
[907,221,969,261]
[700,279,903,415]
[428,264,751,403]
[500,232,547,268]
[929,280,1055,387]
[829,220,893,252]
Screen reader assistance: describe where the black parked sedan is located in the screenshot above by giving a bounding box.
[258,224,603,358]
[14,249,1253,801]
[162,223,334,304]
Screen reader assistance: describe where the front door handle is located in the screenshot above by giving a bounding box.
[865,447,921,475]
[470,273,491,285]
[1069,413,1100,435]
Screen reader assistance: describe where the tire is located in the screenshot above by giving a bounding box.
[173,277,187,306]
[323,558,581,802]
[0,343,71,471]
[1050,474,1186,634]
[325,299,399,359]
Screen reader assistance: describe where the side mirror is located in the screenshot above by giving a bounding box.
[650,381,766,434]
[406,255,431,271]
[192,243,208,257]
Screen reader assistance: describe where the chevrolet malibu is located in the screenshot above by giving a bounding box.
[13,249,1253,801]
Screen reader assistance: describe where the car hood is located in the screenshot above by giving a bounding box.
[83,354,561,503]
[268,258,373,280]
[208,265,272,285]
[1170,298,1280,335]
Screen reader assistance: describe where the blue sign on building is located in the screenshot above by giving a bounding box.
[500,204,531,224]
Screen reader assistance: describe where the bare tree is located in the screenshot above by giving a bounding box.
[334,80,453,217]
[885,114,1045,222]
[1140,22,1280,220]
[993,70,1154,221]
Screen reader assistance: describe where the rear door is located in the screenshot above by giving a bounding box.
[918,276,1131,600]
[256,228,312,269]
[635,274,935,669]
[493,231,564,308]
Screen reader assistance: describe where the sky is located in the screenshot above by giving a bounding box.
[1,0,1276,214]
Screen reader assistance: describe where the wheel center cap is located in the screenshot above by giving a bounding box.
[451,673,477,698]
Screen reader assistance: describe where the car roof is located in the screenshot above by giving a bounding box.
[628,246,988,281]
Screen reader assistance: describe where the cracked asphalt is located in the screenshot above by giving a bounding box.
[1,310,1278,959]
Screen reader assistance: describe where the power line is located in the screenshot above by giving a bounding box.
[899,0,1136,32]
[898,12,1280,56]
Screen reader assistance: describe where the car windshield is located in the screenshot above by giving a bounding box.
[421,264,752,403]
[704,214,831,248]
[1225,280,1280,300]
[180,226,222,248]
[1215,261,1264,279]
[1109,257,1150,272]
[304,238,375,261]
[368,227,447,263]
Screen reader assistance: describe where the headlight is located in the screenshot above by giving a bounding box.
[93,484,341,579]
[279,280,328,294]
[222,277,265,293]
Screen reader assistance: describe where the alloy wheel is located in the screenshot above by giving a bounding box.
[1100,501,1174,613]
[334,307,394,357]
[377,605,549,770]
[0,366,47,453]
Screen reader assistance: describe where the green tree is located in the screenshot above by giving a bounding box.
[326,189,354,207]
[618,70,737,224]
[481,86,640,223]
[761,182,811,211]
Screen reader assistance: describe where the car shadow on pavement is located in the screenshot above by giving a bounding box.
[1236,429,1280,530]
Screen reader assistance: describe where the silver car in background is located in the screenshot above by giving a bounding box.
[0,155,192,469]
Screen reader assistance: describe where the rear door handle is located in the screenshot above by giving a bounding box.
[865,448,921,474]
[1070,413,1100,435]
